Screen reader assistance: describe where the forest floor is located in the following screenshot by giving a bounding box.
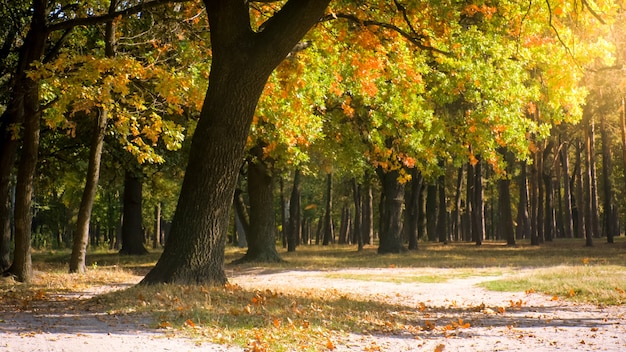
[1,265,625,352]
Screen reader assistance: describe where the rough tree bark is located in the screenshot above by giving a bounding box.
[141,0,330,285]
[234,156,281,263]
[119,170,148,255]
[5,0,49,282]
[377,168,406,254]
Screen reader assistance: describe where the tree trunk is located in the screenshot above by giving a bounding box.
[584,116,595,246]
[352,178,363,251]
[600,115,618,243]
[287,169,301,252]
[426,184,437,242]
[470,160,485,245]
[279,177,287,248]
[377,168,406,254]
[516,163,530,240]
[529,151,540,245]
[574,139,586,238]
[437,171,448,243]
[69,109,108,272]
[153,203,161,249]
[589,116,600,240]
[362,173,374,245]
[404,169,422,250]
[235,157,281,263]
[119,170,148,255]
[338,205,350,244]
[69,7,116,272]
[498,150,515,245]
[452,166,464,242]
[322,173,334,245]
[141,0,330,285]
[233,188,249,247]
[560,141,574,238]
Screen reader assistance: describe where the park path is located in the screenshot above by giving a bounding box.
[1,268,625,351]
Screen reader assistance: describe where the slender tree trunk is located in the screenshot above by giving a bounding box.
[589,116,600,240]
[235,157,281,263]
[279,177,287,248]
[287,169,301,252]
[451,166,463,242]
[560,141,574,238]
[600,115,618,243]
[69,109,108,272]
[426,184,437,242]
[153,203,161,249]
[280,177,289,248]
[529,151,540,245]
[417,182,428,241]
[352,178,363,251]
[338,205,350,244]
[516,163,530,240]
[69,7,116,272]
[233,188,249,247]
[470,159,485,245]
[574,139,586,238]
[465,162,474,242]
[584,116,595,246]
[437,171,448,243]
[322,173,334,245]
[377,168,406,253]
[362,173,374,245]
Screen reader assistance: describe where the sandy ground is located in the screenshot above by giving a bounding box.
[1,268,625,351]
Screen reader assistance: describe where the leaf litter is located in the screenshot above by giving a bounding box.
[2,267,626,351]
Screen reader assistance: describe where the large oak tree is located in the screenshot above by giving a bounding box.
[141,0,331,285]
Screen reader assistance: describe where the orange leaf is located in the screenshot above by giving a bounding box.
[551,296,559,301]
[158,321,172,329]
[185,319,196,328]
[272,318,281,328]
[434,344,445,352]
[326,338,336,350]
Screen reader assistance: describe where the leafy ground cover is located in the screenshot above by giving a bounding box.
[2,239,626,351]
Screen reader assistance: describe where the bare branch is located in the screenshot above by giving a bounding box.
[581,0,606,25]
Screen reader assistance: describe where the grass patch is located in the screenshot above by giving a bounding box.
[481,264,626,305]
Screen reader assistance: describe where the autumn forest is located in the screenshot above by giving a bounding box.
[1,0,625,285]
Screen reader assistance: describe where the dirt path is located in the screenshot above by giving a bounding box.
[2,268,626,351]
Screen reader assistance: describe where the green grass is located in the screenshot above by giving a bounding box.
[3,238,626,351]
